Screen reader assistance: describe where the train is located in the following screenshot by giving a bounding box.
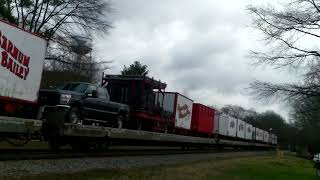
[0,19,277,150]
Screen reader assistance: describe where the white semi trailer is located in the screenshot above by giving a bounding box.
[0,20,47,113]
[0,20,47,139]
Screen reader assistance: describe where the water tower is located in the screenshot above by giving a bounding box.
[69,35,93,77]
[70,35,93,55]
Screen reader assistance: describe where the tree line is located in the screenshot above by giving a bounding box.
[248,0,320,154]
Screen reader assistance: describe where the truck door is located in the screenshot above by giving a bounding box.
[82,85,101,120]
[97,87,118,120]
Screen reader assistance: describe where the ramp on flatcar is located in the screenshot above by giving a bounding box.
[0,116,42,134]
[0,116,42,141]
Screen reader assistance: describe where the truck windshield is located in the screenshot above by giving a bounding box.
[56,83,89,93]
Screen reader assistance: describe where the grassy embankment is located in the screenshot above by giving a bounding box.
[3,153,317,180]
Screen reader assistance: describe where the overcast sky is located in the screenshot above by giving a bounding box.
[94,0,298,120]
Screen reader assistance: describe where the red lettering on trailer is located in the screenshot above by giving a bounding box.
[1,51,8,67]
[7,40,13,53]
[1,35,7,50]
[24,67,29,80]
[7,57,13,72]
[22,55,29,67]
[18,51,23,63]
[0,30,31,80]
[11,46,18,60]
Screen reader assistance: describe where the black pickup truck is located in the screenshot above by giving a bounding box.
[38,82,129,128]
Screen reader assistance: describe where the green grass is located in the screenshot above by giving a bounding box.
[2,154,317,180]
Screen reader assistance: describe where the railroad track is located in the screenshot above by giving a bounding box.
[0,147,262,161]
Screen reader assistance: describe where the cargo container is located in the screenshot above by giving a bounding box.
[263,130,269,143]
[255,128,259,141]
[191,103,214,135]
[227,116,237,137]
[259,129,264,141]
[156,92,193,130]
[260,129,264,141]
[262,130,266,142]
[236,119,246,139]
[268,133,273,144]
[0,20,47,103]
[252,127,256,140]
[213,112,228,136]
[255,128,263,141]
[245,123,253,140]
[213,110,221,134]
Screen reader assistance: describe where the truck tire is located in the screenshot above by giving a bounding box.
[48,136,60,151]
[113,114,125,129]
[44,111,65,151]
[136,119,142,130]
[68,107,82,124]
[71,142,89,151]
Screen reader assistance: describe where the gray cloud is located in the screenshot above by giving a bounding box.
[94,0,296,119]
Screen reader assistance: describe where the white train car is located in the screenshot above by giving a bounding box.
[213,112,228,136]
[255,128,264,142]
[213,111,220,135]
[211,110,276,145]
[254,128,259,141]
[252,127,256,141]
[269,133,274,144]
[259,129,265,142]
[227,116,237,137]
[245,123,253,140]
[236,119,245,139]
[260,129,265,142]
[263,130,269,143]
[272,134,278,145]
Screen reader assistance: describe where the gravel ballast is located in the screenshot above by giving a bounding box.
[0,151,273,176]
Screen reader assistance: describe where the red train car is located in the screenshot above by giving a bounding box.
[191,103,214,137]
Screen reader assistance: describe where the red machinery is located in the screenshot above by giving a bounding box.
[102,74,172,131]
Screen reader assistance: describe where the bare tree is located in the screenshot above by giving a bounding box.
[248,0,320,153]
[1,0,111,40]
[248,0,320,100]
[1,0,112,81]
[221,105,246,119]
